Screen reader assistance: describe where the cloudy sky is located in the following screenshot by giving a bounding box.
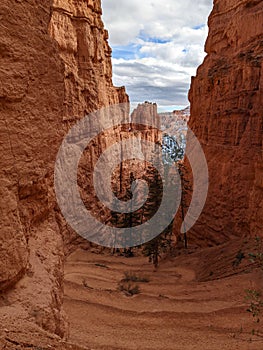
[101,0,213,112]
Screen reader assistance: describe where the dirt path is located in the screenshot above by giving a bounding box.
[64,249,263,350]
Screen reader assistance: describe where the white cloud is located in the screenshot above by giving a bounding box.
[101,0,213,110]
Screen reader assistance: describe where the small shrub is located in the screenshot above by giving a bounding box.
[244,237,263,336]
[248,237,263,269]
[245,289,263,324]
[232,250,245,267]
[118,281,140,296]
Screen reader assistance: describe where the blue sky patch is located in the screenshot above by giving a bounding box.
[112,44,145,60]
[147,37,171,44]
[112,30,172,60]
[193,24,205,30]
[138,30,171,44]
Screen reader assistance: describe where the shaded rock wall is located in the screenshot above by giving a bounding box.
[48,0,129,253]
[186,0,263,245]
[0,0,66,336]
[0,0,127,338]
[75,102,163,245]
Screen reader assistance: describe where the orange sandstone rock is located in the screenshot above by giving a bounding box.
[186,0,263,245]
[0,0,128,338]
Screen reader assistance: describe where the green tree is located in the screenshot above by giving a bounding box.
[143,225,173,269]
[177,162,190,249]
[161,133,189,249]
[142,170,173,268]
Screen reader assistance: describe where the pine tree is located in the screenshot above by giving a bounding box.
[142,169,173,268]
[177,162,190,249]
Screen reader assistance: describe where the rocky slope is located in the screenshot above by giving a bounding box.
[159,106,190,138]
[0,0,128,341]
[186,0,263,245]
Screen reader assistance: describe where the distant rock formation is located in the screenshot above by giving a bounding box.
[159,106,189,142]
[131,101,161,147]
[183,0,263,245]
[107,102,162,234]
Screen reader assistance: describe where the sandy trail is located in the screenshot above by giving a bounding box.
[64,249,263,350]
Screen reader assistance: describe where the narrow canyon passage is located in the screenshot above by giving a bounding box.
[0,0,262,348]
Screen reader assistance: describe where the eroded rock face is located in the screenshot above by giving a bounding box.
[0,0,127,338]
[74,102,162,248]
[0,0,67,336]
[49,0,128,118]
[186,0,263,245]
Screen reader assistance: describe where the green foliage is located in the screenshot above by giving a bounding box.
[232,250,245,267]
[118,271,150,296]
[143,231,172,268]
[244,237,263,336]
[248,237,263,269]
[177,162,190,249]
[141,167,174,268]
[118,281,140,296]
[245,289,263,323]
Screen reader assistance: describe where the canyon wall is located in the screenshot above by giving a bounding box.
[186,0,263,245]
[49,0,128,119]
[0,0,128,343]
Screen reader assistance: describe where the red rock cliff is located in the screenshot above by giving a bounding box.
[0,0,128,342]
[49,0,128,119]
[187,0,263,245]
